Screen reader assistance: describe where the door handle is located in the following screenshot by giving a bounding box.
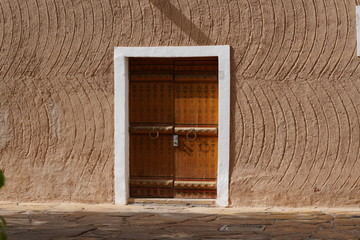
[186,129,197,141]
[173,135,179,147]
[149,128,159,140]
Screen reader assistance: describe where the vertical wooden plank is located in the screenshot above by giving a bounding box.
[130,82,174,124]
[174,136,218,199]
[175,83,218,125]
[174,57,219,199]
[129,58,175,198]
[175,137,217,178]
[130,134,174,198]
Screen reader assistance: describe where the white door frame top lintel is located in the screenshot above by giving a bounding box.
[114,46,231,207]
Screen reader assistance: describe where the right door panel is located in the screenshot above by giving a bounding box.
[174,58,218,199]
[174,136,218,198]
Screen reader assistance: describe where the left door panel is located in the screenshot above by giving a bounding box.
[129,58,175,198]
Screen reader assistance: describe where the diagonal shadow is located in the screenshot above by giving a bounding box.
[150,0,214,45]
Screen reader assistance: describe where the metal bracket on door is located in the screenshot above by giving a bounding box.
[173,135,179,147]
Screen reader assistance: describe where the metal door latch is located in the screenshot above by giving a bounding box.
[173,135,179,147]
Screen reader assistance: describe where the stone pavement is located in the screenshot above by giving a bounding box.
[0,202,360,240]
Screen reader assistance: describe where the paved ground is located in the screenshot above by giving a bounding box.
[0,202,360,240]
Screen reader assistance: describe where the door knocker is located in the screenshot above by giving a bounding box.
[149,128,159,140]
[186,129,197,141]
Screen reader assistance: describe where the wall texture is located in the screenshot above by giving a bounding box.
[0,0,360,207]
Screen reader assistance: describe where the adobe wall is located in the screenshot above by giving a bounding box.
[0,0,359,207]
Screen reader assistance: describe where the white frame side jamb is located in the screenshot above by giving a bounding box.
[114,46,231,207]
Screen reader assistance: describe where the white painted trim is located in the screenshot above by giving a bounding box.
[114,46,231,207]
[357,6,360,57]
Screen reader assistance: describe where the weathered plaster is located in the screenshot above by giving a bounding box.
[0,0,360,207]
[0,108,12,151]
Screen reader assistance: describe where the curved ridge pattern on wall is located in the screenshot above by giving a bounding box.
[0,0,359,206]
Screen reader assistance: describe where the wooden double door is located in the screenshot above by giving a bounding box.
[129,57,218,199]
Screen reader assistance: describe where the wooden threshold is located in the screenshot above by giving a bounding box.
[128,198,216,206]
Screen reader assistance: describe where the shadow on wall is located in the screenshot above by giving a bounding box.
[152,0,236,204]
[149,0,214,45]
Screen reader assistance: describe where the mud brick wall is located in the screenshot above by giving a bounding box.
[0,0,360,207]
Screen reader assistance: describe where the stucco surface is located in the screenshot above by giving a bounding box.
[1,0,360,207]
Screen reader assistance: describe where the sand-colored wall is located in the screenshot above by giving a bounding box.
[0,0,360,207]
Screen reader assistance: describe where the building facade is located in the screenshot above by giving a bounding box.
[0,0,360,207]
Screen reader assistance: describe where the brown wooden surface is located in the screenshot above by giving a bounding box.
[174,189,217,199]
[175,83,218,125]
[174,58,218,83]
[130,134,174,177]
[130,82,174,124]
[129,57,218,199]
[174,136,217,198]
[175,136,217,179]
[129,134,174,198]
[130,58,173,82]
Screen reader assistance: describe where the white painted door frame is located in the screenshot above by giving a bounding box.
[114,46,231,207]
[356,6,360,56]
